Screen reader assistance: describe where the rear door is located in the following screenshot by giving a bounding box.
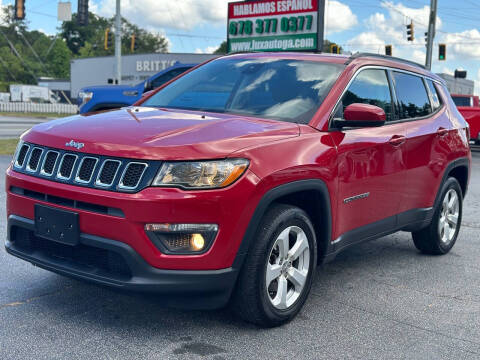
[332,68,408,241]
[394,72,451,215]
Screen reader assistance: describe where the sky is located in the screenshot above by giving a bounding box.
[1,0,480,93]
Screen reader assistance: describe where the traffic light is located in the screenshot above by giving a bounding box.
[14,0,25,20]
[130,35,139,52]
[439,44,446,61]
[385,45,392,56]
[104,28,114,50]
[330,44,339,54]
[406,21,414,41]
[77,0,89,26]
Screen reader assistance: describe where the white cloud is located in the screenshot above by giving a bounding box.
[344,2,442,64]
[347,32,385,53]
[93,0,230,31]
[326,0,358,34]
[95,0,357,34]
[441,29,480,60]
[441,67,454,76]
[195,46,218,54]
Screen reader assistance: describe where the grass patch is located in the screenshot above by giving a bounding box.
[0,112,74,119]
[0,138,19,155]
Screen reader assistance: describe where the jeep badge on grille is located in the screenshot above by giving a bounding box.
[65,140,85,150]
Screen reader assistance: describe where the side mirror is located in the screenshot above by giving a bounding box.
[337,103,386,128]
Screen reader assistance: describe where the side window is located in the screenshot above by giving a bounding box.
[426,80,442,111]
[335,69,393,122]
[393,72,431,119]
[151,68,190,89]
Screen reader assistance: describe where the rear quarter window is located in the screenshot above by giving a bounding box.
[393,72,431,119]
[426,80,442,111]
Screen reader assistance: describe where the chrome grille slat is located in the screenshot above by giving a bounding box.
[119,162,148,190]
[26,148,43,173]
[75,157,98,184]
[40,151,59,176]
[57,154,78,180]
[96,160,122,187]
[13,143,152,192]
[15,144,30,168]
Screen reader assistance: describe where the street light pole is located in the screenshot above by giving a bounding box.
[425,0,437,70]
[115,0,122,84]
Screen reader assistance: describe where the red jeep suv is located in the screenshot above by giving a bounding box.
[5,53,471,327]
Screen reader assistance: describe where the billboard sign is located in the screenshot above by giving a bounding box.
[227,0,320,53]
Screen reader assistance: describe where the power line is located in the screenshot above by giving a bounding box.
[166,33,223,40]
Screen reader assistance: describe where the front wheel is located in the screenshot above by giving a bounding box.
[231,204,317,327]
[412,177,463,255]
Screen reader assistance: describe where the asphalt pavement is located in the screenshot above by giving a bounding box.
[0,116,53,139]
[1,151,480,359]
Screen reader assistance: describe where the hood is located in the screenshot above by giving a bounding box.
[23,107,300,160]
[81,84,143,94]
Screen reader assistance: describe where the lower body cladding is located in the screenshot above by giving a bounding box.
[5,167,260,309]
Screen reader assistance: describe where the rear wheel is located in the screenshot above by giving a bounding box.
[412,177,462,255]
[232,204,317,327]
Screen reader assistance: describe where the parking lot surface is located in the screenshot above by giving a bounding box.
[1,151,480,360]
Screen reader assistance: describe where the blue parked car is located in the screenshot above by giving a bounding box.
[78,63,196,114]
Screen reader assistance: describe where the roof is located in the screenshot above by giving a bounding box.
[220,51,444,82]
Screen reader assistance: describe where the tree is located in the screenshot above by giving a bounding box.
[60,12,168,57]
[214,40,227,54]
[0,6,72,84]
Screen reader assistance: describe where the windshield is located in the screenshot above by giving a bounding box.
[143,58,344,124]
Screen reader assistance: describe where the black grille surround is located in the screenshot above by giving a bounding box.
[12,142,161,193]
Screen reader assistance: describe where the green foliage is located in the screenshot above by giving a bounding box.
[214,41,227,54]
[60,12,169,57]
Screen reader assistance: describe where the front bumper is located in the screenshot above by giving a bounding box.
[6,215,239,308]
[6,166,260,270]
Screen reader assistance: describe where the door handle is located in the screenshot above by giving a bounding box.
[437,127,448,137]
[388,135,406,146]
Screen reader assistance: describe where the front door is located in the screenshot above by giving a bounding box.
[330,68,408,242]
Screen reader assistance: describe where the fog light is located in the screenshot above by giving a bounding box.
[191,233,205,251]
[144,223,218,254]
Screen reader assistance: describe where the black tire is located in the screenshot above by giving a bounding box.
[412,177,463,255]
[475,139,480,146]
[231,204,317,327]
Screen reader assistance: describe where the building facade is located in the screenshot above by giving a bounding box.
[70,53,218,98]
[436,73,475,95]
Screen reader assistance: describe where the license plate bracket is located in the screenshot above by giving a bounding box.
[34,204,79,246]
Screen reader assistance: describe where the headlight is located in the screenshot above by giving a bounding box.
[152,159,249,189]
[78,91,93,105]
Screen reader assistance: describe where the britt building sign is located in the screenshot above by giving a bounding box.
[227,0,324,53]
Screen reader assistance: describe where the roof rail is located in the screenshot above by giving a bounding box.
[346,52,426,70]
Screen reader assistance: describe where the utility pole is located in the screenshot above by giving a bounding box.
[425,0,437,70]
[115,0,122,84]
[317,0,325,53]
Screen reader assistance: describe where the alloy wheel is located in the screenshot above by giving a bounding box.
[438,189,459,244]
[266,226,310,310]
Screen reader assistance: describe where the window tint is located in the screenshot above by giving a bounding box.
[335,69,393,121]
[151,67,191,88]
[393,72,431,118]
[426,80,442,110]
